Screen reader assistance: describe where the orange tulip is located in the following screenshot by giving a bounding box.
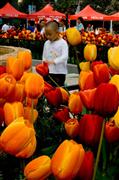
[59,87,69,103]
[20,72,33,84]
[84,44,97,61]
[68,92,83,114]
[51,140,85,180]
[66,27,82,46]
[25,74,44,99]
[24,106,38,123]
[6,56,24,80]
[18,51,32,71]
[4,102,24,125]
[64,118,80,138]
[0,73,16,99]
[7,83,25,102]
[25,97,38,107]
[79,70,96,90]
[0,117,36,158]
[24,155,51,180]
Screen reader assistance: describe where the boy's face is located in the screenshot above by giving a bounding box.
[45,27,58,41]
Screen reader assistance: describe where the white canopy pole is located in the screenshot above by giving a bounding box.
[110,20,113,33]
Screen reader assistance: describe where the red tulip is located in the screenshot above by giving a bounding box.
[65,118,80,138]
[44,81,53,93]
[36,62,49,77]
[80,88,96,110]
[79,114,103,145]
[91,61,103,71]
[44,87,63,106]
[53,107,69,122]
[0,107,4,126]
[77,151,94,180]
[93,63,110,85]
[105,120,119,143]
[0,65,6,75]
[109,66,119,76]
[93,83,119,117]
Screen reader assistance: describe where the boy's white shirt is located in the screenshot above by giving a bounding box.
[42,38,68,74]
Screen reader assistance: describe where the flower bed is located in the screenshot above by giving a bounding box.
[0,28,119,180]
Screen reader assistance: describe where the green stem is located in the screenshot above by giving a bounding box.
[92,120,105,180]
[48,75,70,95]
[74,46,80,74]
[48,75,60,87]
[31,99,34,123]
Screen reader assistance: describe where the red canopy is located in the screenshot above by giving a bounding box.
[70,5,109,20]
[28,4,65,19]
[110,12,119,21]
[0,3,27,18]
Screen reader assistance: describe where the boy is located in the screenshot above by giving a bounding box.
[42,21,68,86]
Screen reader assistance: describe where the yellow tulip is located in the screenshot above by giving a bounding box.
[108,46,119,70]
[66,28,82,46]
[110,75,119,92]
[79,62,90,71]
[113,107,119,128]
[84,44,97,61]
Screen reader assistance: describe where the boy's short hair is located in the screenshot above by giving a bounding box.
[45,20,59,31]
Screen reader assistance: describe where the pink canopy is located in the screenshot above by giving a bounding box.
[110,12,119,21]
[70,5,109,20]
[28,4,65,19]
[0,3,27,18]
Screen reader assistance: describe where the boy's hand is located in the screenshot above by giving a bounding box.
[44,60,54,64]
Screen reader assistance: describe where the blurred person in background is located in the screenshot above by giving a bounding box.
[39,19,46,35]
[76,17,84,32]
[59,19,66,32]
[2,20,10,32]
[28,20,35,32]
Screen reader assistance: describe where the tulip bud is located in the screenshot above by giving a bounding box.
[66,27,82,46]
[65,118,80,138]
[84,44,97,61]
[108,46,119,70]
[24,155,51,180]
[25,74,44,99]
[105,120,119,143]
[36,62,49,77]
[68,92,83,114]
[0,117,36,158]
[53,107,69,122]
[4,102,24,125]
[51,140,85,179]
[18,51,32,71]
[79,114,103,145]
[79,71,96,90]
